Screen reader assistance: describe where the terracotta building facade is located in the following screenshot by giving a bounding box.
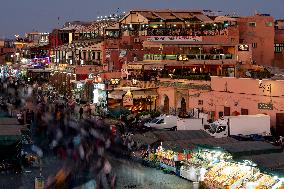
[156,77,284,136]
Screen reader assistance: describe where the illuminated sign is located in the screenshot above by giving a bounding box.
[258,103,273,110]
[110,78,120,85]
[31,57,50,64]
[127,64,143,70]
[146,36,202,42]
[93,89,99,103]
[94,83,105,90]
[76,83,83,89]
[178,55,189,61]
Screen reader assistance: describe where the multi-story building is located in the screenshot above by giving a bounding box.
[25,32,49,46]
[0,39,16,64]
[274,19,284,68]
[46,9,282,115]
[237,13,275,66]
[118,9,255,81]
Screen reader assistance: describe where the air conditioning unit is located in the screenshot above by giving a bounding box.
[134,38,140,43]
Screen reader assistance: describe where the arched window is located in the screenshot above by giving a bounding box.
[163,95,169,114]
[181,98,186,112]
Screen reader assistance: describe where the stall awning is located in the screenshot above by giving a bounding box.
[132,90,158,99]
[108,90,126,99]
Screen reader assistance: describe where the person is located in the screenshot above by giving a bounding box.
[17,111,24,125]
[279,136,284,146]
[86,104,92,118]
[79,106,84,119]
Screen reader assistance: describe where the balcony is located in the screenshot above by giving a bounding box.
[146,27,229,37]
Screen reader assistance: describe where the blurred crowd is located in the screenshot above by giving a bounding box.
[0,77,118,189]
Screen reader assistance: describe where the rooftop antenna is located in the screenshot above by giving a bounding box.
[58,16,60,28]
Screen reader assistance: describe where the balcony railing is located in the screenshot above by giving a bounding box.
[170,74,211,81]
[143,54,234,61]
[146,28,229,36]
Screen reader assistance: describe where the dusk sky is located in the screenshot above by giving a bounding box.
[0,0,283,38]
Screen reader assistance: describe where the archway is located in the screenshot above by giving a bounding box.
[179,97,187,117]
[163,95,169,114]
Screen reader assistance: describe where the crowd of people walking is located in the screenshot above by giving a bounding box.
[0,77,117,189]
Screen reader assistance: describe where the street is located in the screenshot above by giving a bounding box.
[111,157,192,189]
[0,155,192,189]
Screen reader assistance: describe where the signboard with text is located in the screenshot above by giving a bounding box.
[258,103,273,110]
[127,64,143,70]
[146,36,202,42]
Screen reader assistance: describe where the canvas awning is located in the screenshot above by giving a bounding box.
[131,132,159,146]
[217,141,282,157]
[240,153,284,176]
[108,90,126,99]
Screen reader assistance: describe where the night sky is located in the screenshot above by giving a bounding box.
[0,0,283,38]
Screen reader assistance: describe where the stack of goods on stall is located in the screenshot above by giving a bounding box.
[180,149,233,182]
[156,146,176,167]
[236,172,283,189]
[203,162,256,189]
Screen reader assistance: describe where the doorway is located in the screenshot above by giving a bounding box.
[224,106,230,116]
[179,98,187,117]
[163,95,169,114]
[241,108,249,115]
[276,113,284,137]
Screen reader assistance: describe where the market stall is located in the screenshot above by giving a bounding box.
[203,162,257,189]
[203,161,284,189]
[180,148,233,182]
[236,172,283,189]
[155,144,186,174]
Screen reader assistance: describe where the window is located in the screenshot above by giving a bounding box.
[92,52,96,60]
[265,22,273,27]
[241,108,249,115]
[252,43,257,48]
[238,44,249,51]
[198,100,203,105]
[151,118,159,123]
[97,52,101,60]
[156,119,164,124]
[248,22,256,27]
[274,43,284,53]
[218,111,224,118]
[83,52,86,60]
[216,126,227,133]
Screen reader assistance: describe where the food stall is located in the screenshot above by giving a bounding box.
[236,172,283,189]
[202,160,284,189]
[156,145,177,172]
[180,147,233,182]
[203,162,257,189]
[155,143,189,174]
